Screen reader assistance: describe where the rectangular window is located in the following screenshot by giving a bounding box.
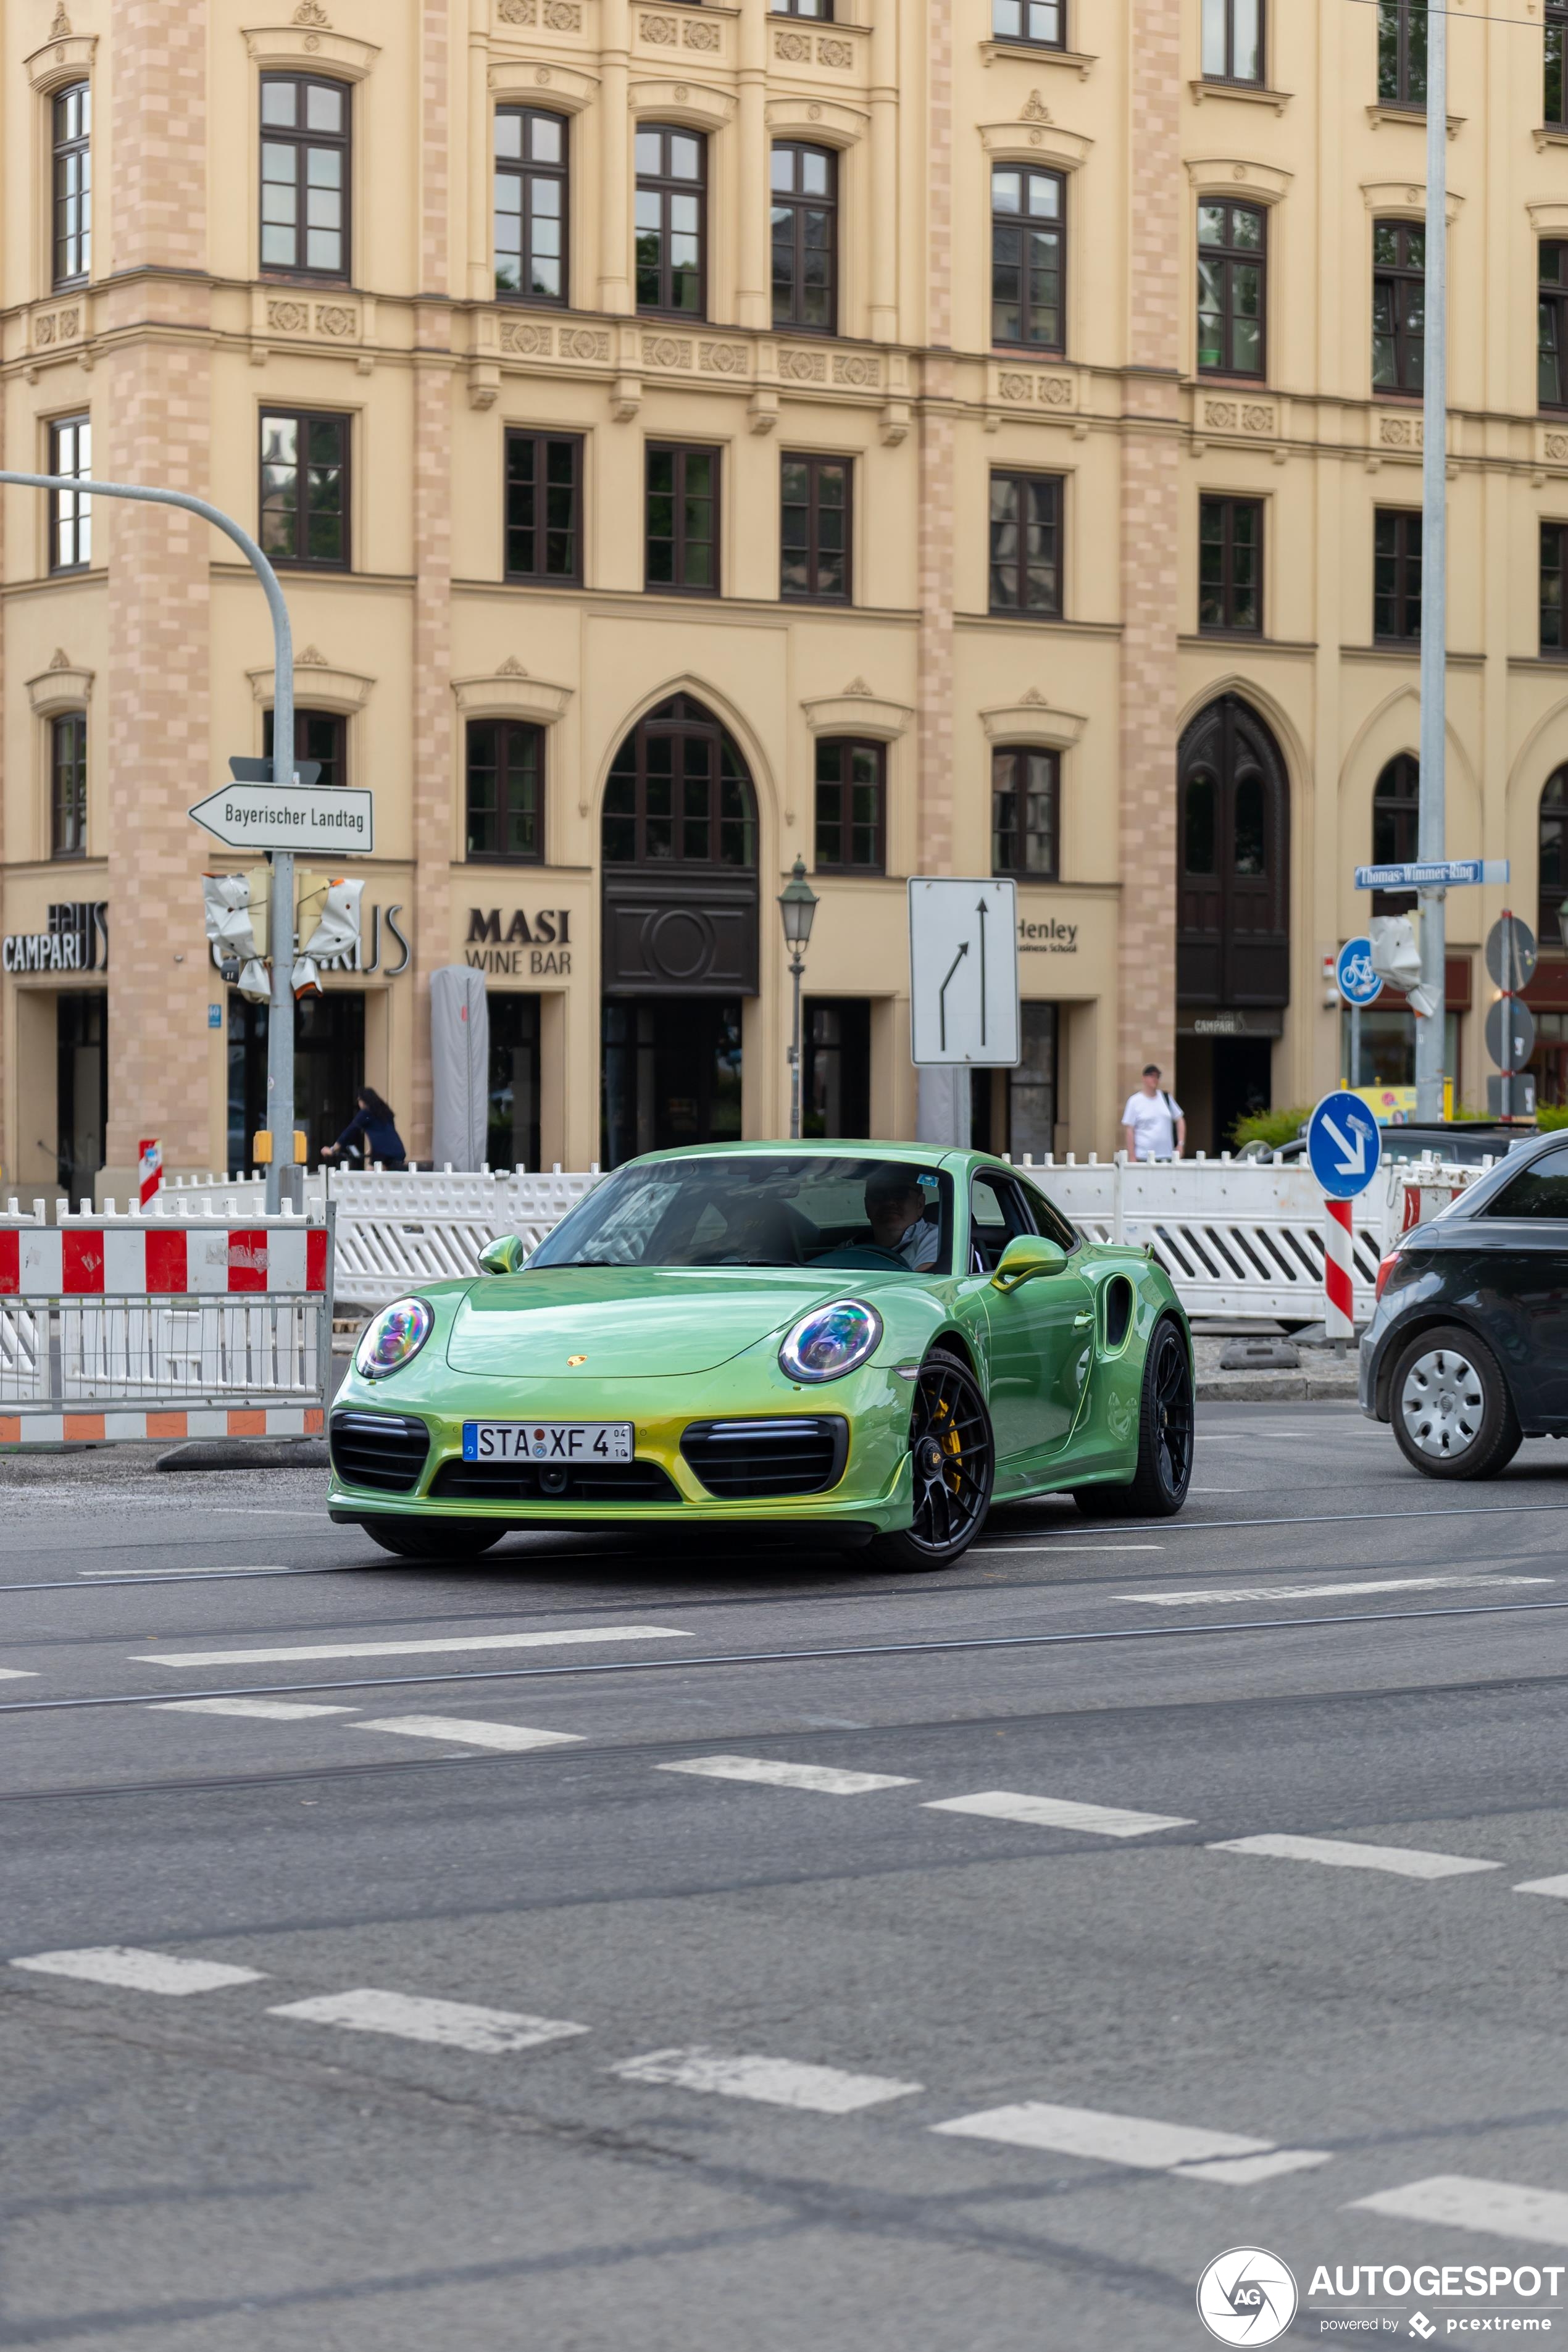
[263,706,348,787]
[48,415,91,571]
[1197,199,1266,378]
[494,107,568,304]
[771,143,836,334]
[1372,220,1425,395]
[780,452,851,602]
[1549,0,1567,125]
[991,0,1063,49]
[1378,0,1427,106]
[505,430,583,583]
[50,712,87,859]
[1544,523,1566,654]
[260,75,350,278]
[772,0,833,17]
[259,410,349,569]
[991,165,1064,351]
[467,719,544,862]
[991,746,1060,878]
[1543,244,1568,411]
[1201,0,1262,83]
[814,739,885,872]
[646,444,719,593]
[635,125,706,317]
[1375,508,1422,642]
[989,470,1062,617]
[52,81,91,287]
[1199,496,1263,634]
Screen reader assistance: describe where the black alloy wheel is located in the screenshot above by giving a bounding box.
[1074,1315,1194,1518]
[868,1345,995,1572]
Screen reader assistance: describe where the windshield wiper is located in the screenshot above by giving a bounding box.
[539,1256,626,1268]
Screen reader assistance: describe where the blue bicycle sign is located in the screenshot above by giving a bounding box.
[1336,938,1383,1007]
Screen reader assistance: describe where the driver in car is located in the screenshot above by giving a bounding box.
[864,1166,941,1270]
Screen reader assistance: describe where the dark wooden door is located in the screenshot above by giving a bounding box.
[1177,695,1290,1007]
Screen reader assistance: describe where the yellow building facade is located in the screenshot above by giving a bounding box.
[4,0,1568,1197]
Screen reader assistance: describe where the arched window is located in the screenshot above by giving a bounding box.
[603,695,756,867]
[1175,694,1290,1005]
[1372,753,1420,912]
[1541,767,1568,943]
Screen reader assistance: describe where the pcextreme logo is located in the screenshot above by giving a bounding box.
[1198,2247,1300,2344]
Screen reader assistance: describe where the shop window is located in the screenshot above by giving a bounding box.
[260,74,350,278]
[1378,0,1427,106]
[991,746,1059,878]
[50,712,87,859]
[1199,495,1263,634]
[988,470,1062,615]
[803,998,870,1138]
[1372,220,1425,396]
[635,125,705,317]
[1202,0,1262,84]
[974,1001,1058,1159]
[495,108,569,304]
[466,719,544,862]
[1374,508,1422,642]
[505,430,583,583]
[781,452,851,602]
[52,81,91,288]
[991,165,1064,352]
[771,143,836,334]
[814,738,884,872]
[57,991,106,1207]
[259,410,349,569]
[229,989,365,1170]
[646,444,719,593]
[1198,199,1266,379]
[488,992,542,1172]
[48,415,91,572]
[1540,767,1568,944]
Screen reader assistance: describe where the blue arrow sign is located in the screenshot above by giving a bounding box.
[1353,858,1510,890]
[1307,1090,1383,1201]
[1336,938,1383,1007]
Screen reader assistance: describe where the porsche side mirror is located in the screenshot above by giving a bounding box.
[991,1234,1068,1291]
[477,1233,528,1277]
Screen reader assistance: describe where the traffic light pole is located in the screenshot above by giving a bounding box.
[1416,0,1448,1122]
[0,472,296,1211]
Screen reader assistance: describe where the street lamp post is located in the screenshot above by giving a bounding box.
[1415,0,1448,1122]
[777,856,819,1141]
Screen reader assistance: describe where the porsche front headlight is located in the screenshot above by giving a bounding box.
[779,1298,883,1383]
[354,1297,435,1381]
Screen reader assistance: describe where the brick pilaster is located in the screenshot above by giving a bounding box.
[916,0,954,876]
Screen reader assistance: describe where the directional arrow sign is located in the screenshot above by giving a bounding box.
[908,878,1019,1067]
[1306,1089,1383,1201]
[188,783,374,854]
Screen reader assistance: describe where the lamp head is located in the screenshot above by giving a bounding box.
[777,854,819,948]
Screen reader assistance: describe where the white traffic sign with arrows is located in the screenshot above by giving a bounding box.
[907,878,1020,1067]
[188,782,374,854]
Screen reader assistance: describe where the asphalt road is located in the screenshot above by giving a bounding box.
[6,1403,1568,2350]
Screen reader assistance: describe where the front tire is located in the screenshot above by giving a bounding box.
[1390,1324,1521,1480]
[1073,1316,1194,1519]
[361,1517,506,1561]
[867,1347,995,1572]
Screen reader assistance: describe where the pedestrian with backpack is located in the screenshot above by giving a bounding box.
[1122,1064,1186,1161]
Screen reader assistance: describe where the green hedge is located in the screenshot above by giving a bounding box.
[1229,1105,1311,1151]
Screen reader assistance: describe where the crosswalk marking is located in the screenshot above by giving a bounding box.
[128,1624,692,1667]
[930,2099,1326,2180]
[656,1756,915,1796]
[1351,2175,1568,2249]
[922,1791,1192,1838]
[153,1697,357,1721]
[1117,1575,1553,1608]
[612,2046,922,2114]
[348,1716,583,1752]
[1210,1833,1499,1880]
[10,1946,264,1995]
[267,1988,589,2053]
[1514,1875,1568,1900]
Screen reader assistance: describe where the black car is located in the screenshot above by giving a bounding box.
[1254,1120,1528,1169]
[1361,1128,1568,1477]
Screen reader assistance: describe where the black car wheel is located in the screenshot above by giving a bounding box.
[868,1346,995,1572]
[1389,1324,1522,1480]
[1074,1316,1194,1519]
[362,1517,506,1561]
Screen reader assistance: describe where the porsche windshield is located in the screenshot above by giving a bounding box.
[528,1156,955,1275]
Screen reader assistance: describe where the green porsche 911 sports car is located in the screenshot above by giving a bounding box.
[327,1143,1194,1570]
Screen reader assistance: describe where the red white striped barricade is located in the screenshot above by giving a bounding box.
[1323,1198,1356,1339]
[0,1209,334,1448]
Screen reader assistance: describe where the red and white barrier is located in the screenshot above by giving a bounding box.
[0,1224,328,1297]
[1324,1198,1356,1339]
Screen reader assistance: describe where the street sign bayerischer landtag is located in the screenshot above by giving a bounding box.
[188,781,375,854]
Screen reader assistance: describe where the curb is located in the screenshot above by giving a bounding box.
[156,1438,331,1472]
[1196,1374,1360,1402]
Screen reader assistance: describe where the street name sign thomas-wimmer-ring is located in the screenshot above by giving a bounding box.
[188,783,375,854]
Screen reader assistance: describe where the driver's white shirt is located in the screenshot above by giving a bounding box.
[894,1215,941,1270]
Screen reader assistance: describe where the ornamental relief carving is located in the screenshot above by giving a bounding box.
[559,326,611,359]
[640,14,678,41]
[643,333,692,367]
[498,0,582,24]
[833,353,879,387]
[778,347,827,380]
[996,370,1075,407]
[816,36,853,65]
[315,302,357,337]
[1378,413,1422,447]
[773,29,811,59]
[266,298,311,333]
[683,19,720,48]
[1546,432,1568,461]
[31,304,81,348]
[500,319,553,354]
[699,341,747,374]
[1201,397,1275,434]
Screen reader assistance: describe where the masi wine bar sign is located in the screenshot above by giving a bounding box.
[464,907,573,976]
[2,901,108,975]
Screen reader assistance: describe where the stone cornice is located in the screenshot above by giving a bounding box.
[800,689,914,741]
[452,668,573,723]
[241,26,381,80]
[24,32,96,93]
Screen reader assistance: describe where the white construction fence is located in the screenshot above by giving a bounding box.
[50,1146,1498,1330]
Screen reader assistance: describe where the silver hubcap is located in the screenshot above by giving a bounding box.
[1399,1346,1485,1459]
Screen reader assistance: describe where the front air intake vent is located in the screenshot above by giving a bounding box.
[330,1411,431,1494]
[430,1457,680,1504]
[679,1417,849,1500]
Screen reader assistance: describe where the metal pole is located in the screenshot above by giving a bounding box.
[1350,998,1362,1092]
[0,471,294,1211]
[789,951,804,1140]
[1416,0,1448,1122]
[1501,909,1513,1121]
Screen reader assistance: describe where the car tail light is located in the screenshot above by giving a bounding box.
[1375,1251,1401,1301]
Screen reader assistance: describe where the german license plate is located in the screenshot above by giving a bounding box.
[462,1420,634,1464]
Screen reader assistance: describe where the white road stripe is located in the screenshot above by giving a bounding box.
[656,1756,915,1795]
[923,1791,1192,1838]
[10,1947,264,1995]
[128,1624,691,1667]
[976,1545,1164,1556]
[153,1697,357,1722]
[348,1716,582,1752]
[269,1988,588,2053]
[1181,2148,1333,2185]
[1351,2175,1568,2250]
[931,2100,1325,2177]
[81,1567,289,1580]
[1211,1833,1499,1880]
[0,1668,38,1680]
[1516,1875,1568,1900]
[1118,1575,1553,1608]
[612,2046,922,2113]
